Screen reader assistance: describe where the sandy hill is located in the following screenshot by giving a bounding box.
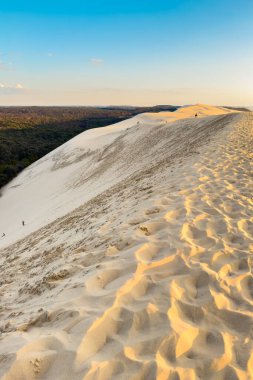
[0,104,236,249]
[1,105,253,380]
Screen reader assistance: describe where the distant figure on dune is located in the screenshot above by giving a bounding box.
[22,220,25,226]
[195,113,198,117]
[1,233,5,238]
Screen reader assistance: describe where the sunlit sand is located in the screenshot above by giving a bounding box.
[1,105,253,380]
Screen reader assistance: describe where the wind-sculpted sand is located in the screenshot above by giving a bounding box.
[1,106,253,379]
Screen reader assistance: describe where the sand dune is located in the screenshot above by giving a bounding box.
[1,106,253,380]
[0,104,237,249]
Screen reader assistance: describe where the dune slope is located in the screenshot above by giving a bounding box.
[0,104,236,249]
[1,106,253,380]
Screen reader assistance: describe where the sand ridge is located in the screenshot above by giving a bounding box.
[0,109,253,379]
[0,104,237,250]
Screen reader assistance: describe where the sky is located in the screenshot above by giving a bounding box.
[0,0,252,106]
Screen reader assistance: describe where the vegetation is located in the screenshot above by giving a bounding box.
[0,105,178,188]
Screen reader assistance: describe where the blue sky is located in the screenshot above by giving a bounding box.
[0,0,252,105]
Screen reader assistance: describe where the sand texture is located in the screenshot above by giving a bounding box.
[0,106,253,380]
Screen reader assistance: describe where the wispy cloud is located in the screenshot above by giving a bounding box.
[47,52,55,57]
[90,58,105,66]
[0,83,25,94]
[0,60,13,71]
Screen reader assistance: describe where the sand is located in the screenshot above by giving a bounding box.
[0,105,253,379]
[0,104,236,250]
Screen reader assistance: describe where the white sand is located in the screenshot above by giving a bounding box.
[1,105,253,380]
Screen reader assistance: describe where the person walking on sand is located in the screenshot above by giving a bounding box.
[2,233,5,238]
[22,220,25,226]
[195,113,198,118]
